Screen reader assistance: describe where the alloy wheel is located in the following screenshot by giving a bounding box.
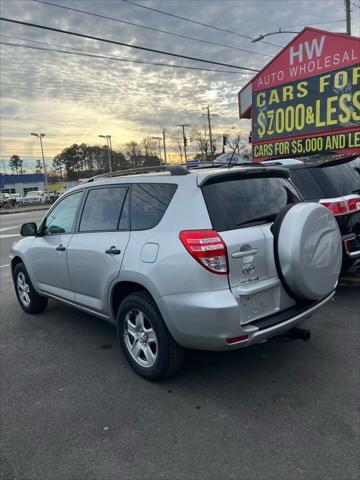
[17,272,31,307]
[124,309,158,367]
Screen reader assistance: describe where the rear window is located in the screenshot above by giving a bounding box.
[202,177,299,231]
[315,157,360,197]
[289,169,324,200]
[131,183,177,230]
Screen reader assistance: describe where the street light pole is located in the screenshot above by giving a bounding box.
[202,106,218,162]
[99,134,112,173]
[251,28,299,43]
[162,129,167,165]
[30,132,48,193]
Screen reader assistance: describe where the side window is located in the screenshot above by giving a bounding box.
[131,183,177,231]
[44,191,83,235]
[79,187,128,232]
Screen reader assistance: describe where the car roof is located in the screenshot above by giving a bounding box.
[60,164,290,196]
[265,155,358,170]
[90,164,288,183]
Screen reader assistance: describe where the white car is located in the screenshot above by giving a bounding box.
[22,191,47,204]
[10,193,23,204]
[216,152,251,164]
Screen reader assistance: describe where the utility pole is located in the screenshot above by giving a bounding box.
[202,106,218,162]
[345,0,351,35]
[30,133,48,193]
[162,129,167,164]
[99,134,112,173]
[177,124,190,163]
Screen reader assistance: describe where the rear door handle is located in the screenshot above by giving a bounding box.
[105,246,121,255]
[232,248,258,258]
[56,244,66,251]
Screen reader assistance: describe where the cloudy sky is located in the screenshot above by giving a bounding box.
[0,0,359,169]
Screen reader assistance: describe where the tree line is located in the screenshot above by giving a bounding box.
[6,130,251,181]
[53,137,163,180]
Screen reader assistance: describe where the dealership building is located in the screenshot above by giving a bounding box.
[0,173,45,195]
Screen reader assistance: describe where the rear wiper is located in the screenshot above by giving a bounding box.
[236,213,277,228]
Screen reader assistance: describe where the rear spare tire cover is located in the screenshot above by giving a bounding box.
[273,203,342,301]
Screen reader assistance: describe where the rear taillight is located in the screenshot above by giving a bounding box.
[179,229,228,275]
[319,195,360,216]
[344,239,353,253]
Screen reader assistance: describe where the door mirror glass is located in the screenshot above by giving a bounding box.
[20,222,37,236]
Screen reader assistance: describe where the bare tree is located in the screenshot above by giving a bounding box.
[227,133,241,156]
[142,137,158,158]
[225,133,252,160]
[125,141,143,168]
[193,128,209,161]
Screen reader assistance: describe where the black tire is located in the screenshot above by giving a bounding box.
[13,263,48,314]
[117,292,184,381]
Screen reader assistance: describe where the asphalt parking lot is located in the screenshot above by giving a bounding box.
[0,211,359,480]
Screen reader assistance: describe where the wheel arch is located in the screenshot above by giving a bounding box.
[110,280,159,321]
[11,256,23,276]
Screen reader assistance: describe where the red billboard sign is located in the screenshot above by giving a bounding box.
[238,28,360,161]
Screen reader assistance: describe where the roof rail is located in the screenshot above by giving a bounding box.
[86,165,189,182]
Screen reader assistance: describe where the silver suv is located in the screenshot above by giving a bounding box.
[10,165,342,380]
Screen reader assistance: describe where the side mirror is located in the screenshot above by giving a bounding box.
[20,222,37,236]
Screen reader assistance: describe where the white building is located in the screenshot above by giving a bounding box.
[0,173,45,196]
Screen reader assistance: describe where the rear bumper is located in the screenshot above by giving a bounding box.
[157,289,335,351]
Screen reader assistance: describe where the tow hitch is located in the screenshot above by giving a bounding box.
[275,327,311,342]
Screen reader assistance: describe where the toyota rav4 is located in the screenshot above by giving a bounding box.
[10,165,342,380]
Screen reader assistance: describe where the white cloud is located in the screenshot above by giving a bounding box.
[0,0,358,164]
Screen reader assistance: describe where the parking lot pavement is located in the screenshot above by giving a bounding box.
[0,205,49,216]
[0,214,359,480]
[0,211,46,267]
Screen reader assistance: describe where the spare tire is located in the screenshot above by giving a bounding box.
[273,203,342,301]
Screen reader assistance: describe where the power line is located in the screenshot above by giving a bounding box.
[120,0,283,48]
[0,17,260,72]
[282,18,346,28]
[0,40,246,74]
[351,2,360,7]
[32,0,271,58]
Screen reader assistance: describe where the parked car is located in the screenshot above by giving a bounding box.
[0,193,16,208]
[47,191,62,203]
[10,165,342,380]
[9,193,23,204]
[22,191,47,204]
[265,156,360,272]
[216,152,251,164]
